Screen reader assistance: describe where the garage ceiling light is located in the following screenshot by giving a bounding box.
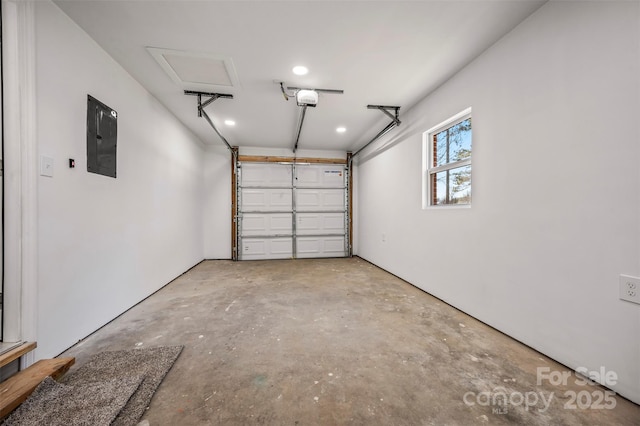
[292,65,309,76]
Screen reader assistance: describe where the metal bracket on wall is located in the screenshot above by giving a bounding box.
[184,90,235,153]
[350,105,401,164]
[186,91,239,260]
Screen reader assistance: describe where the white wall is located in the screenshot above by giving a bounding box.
[356,1,640,403]
[34,2,205,358]
[203,146,231,259]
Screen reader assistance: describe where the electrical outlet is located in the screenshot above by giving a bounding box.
[619,275,640,305]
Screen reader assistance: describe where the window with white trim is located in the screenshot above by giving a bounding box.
[423,109,472,207]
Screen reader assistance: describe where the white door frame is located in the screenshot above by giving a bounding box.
[2,0,38,364]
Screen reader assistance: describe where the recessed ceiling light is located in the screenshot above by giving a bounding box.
[292,65,309,76]
[224,119,236,126]
[336,126,347,133]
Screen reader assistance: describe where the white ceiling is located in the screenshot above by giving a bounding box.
[54,0,545,152]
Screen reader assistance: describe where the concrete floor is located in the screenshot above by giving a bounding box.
[61,258,639,425]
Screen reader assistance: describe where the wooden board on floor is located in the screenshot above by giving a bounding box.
[0,342,36,369]
[0,357,75,419]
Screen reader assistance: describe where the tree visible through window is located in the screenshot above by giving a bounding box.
[425,111,472,206]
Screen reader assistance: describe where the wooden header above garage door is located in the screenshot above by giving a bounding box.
[237,155,347,165]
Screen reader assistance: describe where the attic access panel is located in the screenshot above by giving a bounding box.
[148,48,240,91]
[87,95,117,178]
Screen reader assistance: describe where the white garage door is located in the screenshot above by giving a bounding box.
[237,161,349,260]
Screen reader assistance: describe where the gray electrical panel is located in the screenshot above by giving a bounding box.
[87,95,117,178]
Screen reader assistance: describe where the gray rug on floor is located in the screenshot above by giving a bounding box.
[2,376,142,426]
[2,345,183,426]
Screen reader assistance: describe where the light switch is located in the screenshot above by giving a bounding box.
[40,156,54,177]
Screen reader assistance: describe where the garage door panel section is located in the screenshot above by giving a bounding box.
[241,163,292,187]
[241,189,291,212]
[296,189,344,212]
[296,236,346,258]
[242,238,293,260]
[295,164,345,188]
[238,162,294,260]
[296,213,345,235]
[241,213,293,236]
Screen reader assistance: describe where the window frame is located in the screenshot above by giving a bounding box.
[422,108,472,209]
